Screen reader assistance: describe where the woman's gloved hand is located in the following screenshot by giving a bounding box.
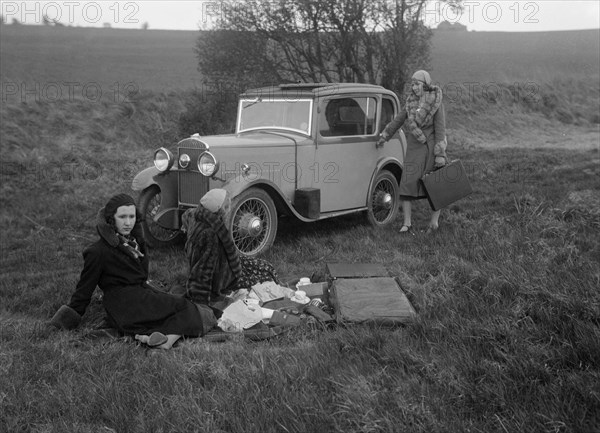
[434,156,447,168]
[376,132,388,148]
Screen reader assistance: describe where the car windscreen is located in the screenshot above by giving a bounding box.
[237,99,312,135]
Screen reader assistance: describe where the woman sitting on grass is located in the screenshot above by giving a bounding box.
[182,188,280,316]
[50,193,216,349]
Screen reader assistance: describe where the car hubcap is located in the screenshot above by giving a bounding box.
[238,214,263,238]
[372,179,395,223]
[377,192,392,210]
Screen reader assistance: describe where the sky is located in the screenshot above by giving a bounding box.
[1,1,599,32]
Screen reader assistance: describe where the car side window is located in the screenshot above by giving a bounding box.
[319,97,377,137]
[380,98,395,133]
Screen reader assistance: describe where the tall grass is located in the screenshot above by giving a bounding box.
[1,81,599,433]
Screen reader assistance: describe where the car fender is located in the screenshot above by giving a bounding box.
[366,156,403,204]
[132,166,160,191]
[222,175,315,222]
[132,167,179,210]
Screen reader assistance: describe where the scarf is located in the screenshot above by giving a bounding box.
[405,85,442,144]
[117,233,144,260]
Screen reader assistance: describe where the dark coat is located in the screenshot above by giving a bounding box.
[67,210,213,336]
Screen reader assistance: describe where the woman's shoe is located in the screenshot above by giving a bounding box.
[147,331,168,347]
[399,225,413,234]
[425,224,439,235]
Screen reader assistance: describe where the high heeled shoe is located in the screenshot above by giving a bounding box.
[425,224,439,235]
[399,225,414,235]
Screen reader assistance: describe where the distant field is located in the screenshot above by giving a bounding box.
[430,29,600,84]
[1,25,598,95]
[0,25,201,96]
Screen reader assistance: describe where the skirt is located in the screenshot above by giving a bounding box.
[103,284,211,337]
[399,132,435,199]
[238,257,280,289]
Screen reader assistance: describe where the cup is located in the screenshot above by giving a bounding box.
[291,290,310,304]
[296,277,311,289]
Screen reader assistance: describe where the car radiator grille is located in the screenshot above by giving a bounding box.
[178,147,209,206]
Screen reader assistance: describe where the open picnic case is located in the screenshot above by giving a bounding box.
[200,262,417,342]
[326,263,417,325]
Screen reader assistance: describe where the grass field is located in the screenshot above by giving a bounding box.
[1,24,599,433]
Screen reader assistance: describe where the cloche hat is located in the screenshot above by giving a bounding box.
[411,70,432,86]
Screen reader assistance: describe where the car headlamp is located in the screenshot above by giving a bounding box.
[153,147,174,172]
[198,151,219,177]
[179,153,191,169]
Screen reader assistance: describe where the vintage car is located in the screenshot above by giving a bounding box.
[132,82,407,257]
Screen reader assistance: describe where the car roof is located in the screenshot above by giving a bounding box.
[240,83,398,99]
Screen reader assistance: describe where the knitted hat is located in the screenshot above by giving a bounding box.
[104,193,136,220]
[411,70,432,86]
[200,189,229,213]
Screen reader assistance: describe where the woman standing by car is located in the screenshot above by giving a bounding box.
[50,194,216,349]
[377,70,448,234]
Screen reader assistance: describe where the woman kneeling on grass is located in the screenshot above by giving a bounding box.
[50,194,216,349]
[181,188,280,316]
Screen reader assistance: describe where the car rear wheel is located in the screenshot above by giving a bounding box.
[228,188,277,257]
[138,185,184,248]
[366,170,399,227]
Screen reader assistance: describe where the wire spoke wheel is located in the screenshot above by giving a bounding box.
[367,170,399,227]
[229,188,277,257]
[139,185,183,248]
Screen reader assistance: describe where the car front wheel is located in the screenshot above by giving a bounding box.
[228,188,277,257]
[138,185,184,248]
[366,170,399,227]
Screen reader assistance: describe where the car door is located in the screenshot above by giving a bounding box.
[309,95,379,213]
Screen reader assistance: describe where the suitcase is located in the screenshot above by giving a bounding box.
[420,159,473,211]
[329,277,416,326]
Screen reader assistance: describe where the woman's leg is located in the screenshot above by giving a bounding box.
[428,209,441,231]
[399,200,412,232]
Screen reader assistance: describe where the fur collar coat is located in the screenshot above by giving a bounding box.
[182,205,242,306]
